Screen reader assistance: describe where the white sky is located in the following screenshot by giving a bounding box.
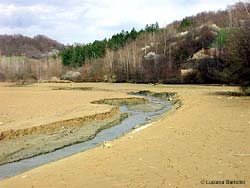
[0,0,239,44]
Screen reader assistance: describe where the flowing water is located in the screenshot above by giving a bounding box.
[0,96,171,179]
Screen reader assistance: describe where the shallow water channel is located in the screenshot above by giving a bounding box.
[0,95,171,179]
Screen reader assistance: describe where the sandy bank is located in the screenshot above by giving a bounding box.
[1,83,250,188]
[0,82,154,165]
[0,83,132,132]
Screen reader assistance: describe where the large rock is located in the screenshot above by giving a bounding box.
[144,52,161,61]
[61,71,81,82]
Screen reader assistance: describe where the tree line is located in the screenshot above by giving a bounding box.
[1,1,249,94]
[61,23,160,67]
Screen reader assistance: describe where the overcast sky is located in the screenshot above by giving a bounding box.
[0,0,239,44]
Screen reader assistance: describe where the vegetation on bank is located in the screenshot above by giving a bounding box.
[0,2,249,93]
[217,21,250,94]
[57,2,250,87]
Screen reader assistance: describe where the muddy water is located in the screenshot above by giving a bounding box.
[0,96,171,179]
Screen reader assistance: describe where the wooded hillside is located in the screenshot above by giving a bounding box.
[0,35,63,59]
[60,2,250,84]
[0,1,249,88]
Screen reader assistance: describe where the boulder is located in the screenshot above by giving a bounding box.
[61,71,81,82]
[144,52,161,60]
[50,76,60,82]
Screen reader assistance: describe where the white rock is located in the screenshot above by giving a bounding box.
[176,31,188,37]
[103,141,112,148]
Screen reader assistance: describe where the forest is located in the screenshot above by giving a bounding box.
[0,2,249,93]
[58,2,249,88]
[60,23,160,67]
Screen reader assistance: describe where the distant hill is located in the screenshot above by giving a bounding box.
[0,34,63,59]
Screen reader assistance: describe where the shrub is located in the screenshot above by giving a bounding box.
[179,18,193,30]
[240,86,250,96]
[182,70,203,84]
[221,21,250,91]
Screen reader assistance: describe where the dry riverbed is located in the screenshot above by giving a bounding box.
[0,83,250,188]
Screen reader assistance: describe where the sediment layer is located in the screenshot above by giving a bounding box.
[91,97,148,106]
[0,108,128,165]
[1,84,248,188]
[0,96,150,165]
[0,107,119,141]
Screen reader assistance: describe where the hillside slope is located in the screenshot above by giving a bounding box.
[0,34,63,59]
[61,2,250,84]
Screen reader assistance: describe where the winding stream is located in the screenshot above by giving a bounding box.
[0,96,171,180]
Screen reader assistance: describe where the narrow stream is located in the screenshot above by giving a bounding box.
[0,96,171,180]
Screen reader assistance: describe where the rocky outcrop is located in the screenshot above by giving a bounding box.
[61,71,81,82]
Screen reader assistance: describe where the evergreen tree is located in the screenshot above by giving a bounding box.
[60,22,160,67]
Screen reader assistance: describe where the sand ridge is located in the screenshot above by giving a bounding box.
[0,83,250,188]
[0,83,132,132]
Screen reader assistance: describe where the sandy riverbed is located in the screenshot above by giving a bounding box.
[0,83,250,188]
[0,83,133,132]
